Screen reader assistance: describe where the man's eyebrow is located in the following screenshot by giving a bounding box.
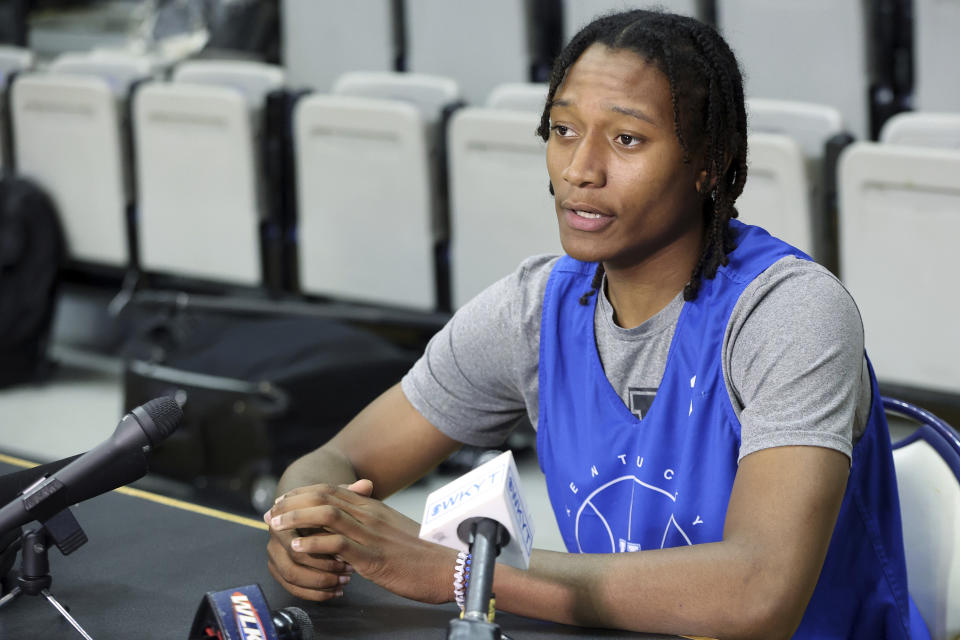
[609,104,657,125]
[549,99,657,126]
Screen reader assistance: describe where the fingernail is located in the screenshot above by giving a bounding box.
[274,495,284,504]
[335,590,344,598]
[270,516,282,529]
[343,563,354,573]
[334,554,344,562]
[262,510,271,524]
[291,538,302,550]
[338,575,351,585]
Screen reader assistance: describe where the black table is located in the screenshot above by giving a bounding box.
[0,457,680,639]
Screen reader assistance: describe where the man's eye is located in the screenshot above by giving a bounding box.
[552,125,572,136]
[617,134,641,146]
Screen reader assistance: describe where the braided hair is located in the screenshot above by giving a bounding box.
[538,10,748,303]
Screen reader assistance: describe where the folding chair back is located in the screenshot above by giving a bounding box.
[448,107,559,308]
[886,397,960,640]
[134,82,262,286]
[11,73,129,267]
[294,94,435,310]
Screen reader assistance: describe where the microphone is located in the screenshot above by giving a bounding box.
[419,450,534,638]
[188,583,315,640]
[0,454,83,506]
[0,396,183,536]
[419,450,534,570]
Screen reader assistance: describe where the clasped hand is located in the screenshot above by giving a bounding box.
[265,479,457,604]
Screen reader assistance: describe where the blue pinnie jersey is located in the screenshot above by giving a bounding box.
[536,221,929,639]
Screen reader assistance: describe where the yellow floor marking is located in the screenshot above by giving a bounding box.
[0,452,267,530]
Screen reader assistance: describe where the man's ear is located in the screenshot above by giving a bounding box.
[696,168,710,195]
[695,152,734,194]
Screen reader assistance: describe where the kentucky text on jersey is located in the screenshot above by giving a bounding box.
[231,592,268,640]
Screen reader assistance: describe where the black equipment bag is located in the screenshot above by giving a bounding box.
[0,175,64,388]
[122,310,419,512]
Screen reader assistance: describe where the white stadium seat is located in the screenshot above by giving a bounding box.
[719,0,871,139]
[880,112,960,150]
[11,73,130,267]
[333,71,463,267]
[486,83,548,112]
[747,98,845,161]
[48,50,155,97]
[839,143,960,395]
[737,132,813,257]
[0,45,32,85]
[333,71,460,125]
[744,99,847,266]
[173,60,286,108]
[448,107,560,308]
[294,94,435,310]
[564,0,701,41]
[913,0,960,112]
[0,45,33,171]
[405,0,527,105]
[134,82,262,286]
[281,0,395,91]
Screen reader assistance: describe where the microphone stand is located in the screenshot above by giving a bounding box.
[0,508,95,640]
[447,517,510,640]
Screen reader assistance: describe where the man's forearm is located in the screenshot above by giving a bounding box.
[276,445,358,497]
[490,542,802,640]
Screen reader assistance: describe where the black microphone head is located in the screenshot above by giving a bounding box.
[131,396,183,445]
[273,606,314,640]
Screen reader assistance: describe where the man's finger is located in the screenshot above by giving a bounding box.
[267,559,343,602]
[274,479,374,506]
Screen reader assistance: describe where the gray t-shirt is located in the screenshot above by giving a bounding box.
[403,255,870,461]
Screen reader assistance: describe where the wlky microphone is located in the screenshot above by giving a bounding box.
[419,450,534,640]
[0,396,183,536]
[188,583,315,640]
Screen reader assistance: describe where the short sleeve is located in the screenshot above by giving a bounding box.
[401,255,558,446]
[723,258,866,462]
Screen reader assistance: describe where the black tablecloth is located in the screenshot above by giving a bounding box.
[0,460,677,639]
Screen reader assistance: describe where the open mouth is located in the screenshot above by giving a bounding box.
[562,205,615,232]
[573,210,605,219]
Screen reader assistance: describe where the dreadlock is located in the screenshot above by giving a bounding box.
[538,10,748,304]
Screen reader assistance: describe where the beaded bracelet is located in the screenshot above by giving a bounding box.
[453,551,471,609]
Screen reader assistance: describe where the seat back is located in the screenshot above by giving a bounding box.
[880,112,960,150]
[0,45,33,171]
[736,132,812,256]
[333,71,464,308]
[333,71,460,125]
[747,98,845,161]
[281,0,396,91]
[405,0,527,105]
[486,82,548,112]
[172,60,285,108]
[839,143,960,394]
[886,397,960,640]
[744,99,846,265]
[563,0,701,40]
[11,73,129,267]
[913,0,960,112]
[0,46,32,82]
[134,82,262,286]
[293,94,435,310]
[448,107,560,308]
[718,0,870,139]
[48,50,155,97]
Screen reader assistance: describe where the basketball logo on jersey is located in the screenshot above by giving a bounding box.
[564,455,704,554]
